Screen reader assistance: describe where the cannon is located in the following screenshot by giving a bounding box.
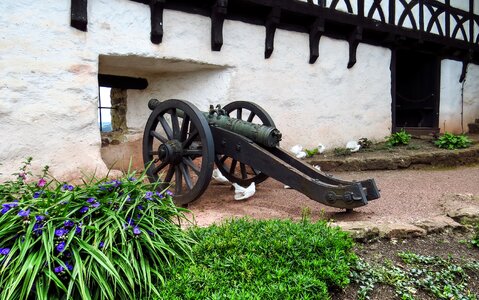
[143,99,380,209]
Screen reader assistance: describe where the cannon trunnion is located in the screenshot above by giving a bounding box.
[143,99,380,208]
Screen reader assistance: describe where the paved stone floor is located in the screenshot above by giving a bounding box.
[188,165,479,239]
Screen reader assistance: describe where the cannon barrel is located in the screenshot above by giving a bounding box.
[148,99,282,148]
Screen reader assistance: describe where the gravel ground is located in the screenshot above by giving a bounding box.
[187,165,479,227]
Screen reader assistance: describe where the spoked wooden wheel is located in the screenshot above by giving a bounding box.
[143,99,214,206]
[215,101,276,186]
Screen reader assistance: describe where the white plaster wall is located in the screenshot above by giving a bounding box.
[463,64,479,127]
[0,0,396,180]
[439,59,479,134]
[439,60,463,133]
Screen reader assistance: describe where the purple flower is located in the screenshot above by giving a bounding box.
[126,217,134,226]
[33,191,43,199]
[54,266,64,273]
[0,248,10,255]
[99,241,104,248]
[75,226,82,235]
[137,205,143,211]
[33,223,43,235]
[166,190,173,196]
[64,220,74,227]
[62,184,73,191]
[156,191,165,199]
[56,241,66,252]
[86,197,95,203]
[79,206,89,214]
[55,228,69,237]
[145,191,154,201]
[128,177,136,181]
[133,226,141,235]
[65,262,73,271]
[37,178,47,187]
[91,202,100,208]
[35,215,45,222]
[1,205,10,215]
[18,209,30,218]
[126,194,131,202]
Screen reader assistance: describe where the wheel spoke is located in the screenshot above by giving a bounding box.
[183,149,202,156]
[251,167,259,175]
[158,115,174,140]
[247,112,256,123]
[150,131,168,143]
[229,159,237,175]
[180,114,190,142]
[170,109,180,139]
[175,166,182,194]
[180,163,193,190]
[240,163,247,179]
[236,108,242,120]
[164,165,175,182]
[183,157,200,175]
[219,155,228,164]
[152,161,168,175]
[183,129,199,148]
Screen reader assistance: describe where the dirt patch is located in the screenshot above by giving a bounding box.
[307,135,479,171]
[333,230,479,300]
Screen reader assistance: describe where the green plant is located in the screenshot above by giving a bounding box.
[0,159,194,299]
[386,129,411,146]
[435,132,472,150]
[351,252,479,300]
[358,138,373,149]
[334,147,352,156]
[304,147,319,158]
[472,223,479,248]
[159,218,357,299]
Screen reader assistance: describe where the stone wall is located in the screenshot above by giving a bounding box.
[0,0,477,179]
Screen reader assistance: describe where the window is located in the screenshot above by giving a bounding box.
[98,86,113,132]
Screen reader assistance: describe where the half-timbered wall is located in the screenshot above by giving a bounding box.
[0,0,478,179]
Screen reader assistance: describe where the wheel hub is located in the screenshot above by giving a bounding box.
[158,140,183,164]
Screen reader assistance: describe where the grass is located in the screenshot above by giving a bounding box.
[158,218,357,299]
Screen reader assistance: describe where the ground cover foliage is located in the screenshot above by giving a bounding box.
[158,217,357,299]
[0,158,193,300]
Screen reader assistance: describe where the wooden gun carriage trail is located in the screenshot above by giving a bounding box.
[142,99,380,210]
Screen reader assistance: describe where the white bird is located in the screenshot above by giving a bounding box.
[346,140,361,152]
[232,182,256,200]
[290,144,303,155]
[317,144,326,154]
[212,168,229,184]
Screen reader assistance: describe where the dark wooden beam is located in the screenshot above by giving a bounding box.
[71,0,88,31]
[347,27,362,68]
[98,74,148,90]
[122,0,479,64]
[211,0,228,51]
[264,7,281,59]
[309,18,325,64]
[150,0,165,44]
[459,50,473,82]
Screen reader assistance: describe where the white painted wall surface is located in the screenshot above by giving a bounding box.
[440,59,479,134]
[0,0,475,180]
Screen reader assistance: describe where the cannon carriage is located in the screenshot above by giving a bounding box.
[143,99,380,209]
